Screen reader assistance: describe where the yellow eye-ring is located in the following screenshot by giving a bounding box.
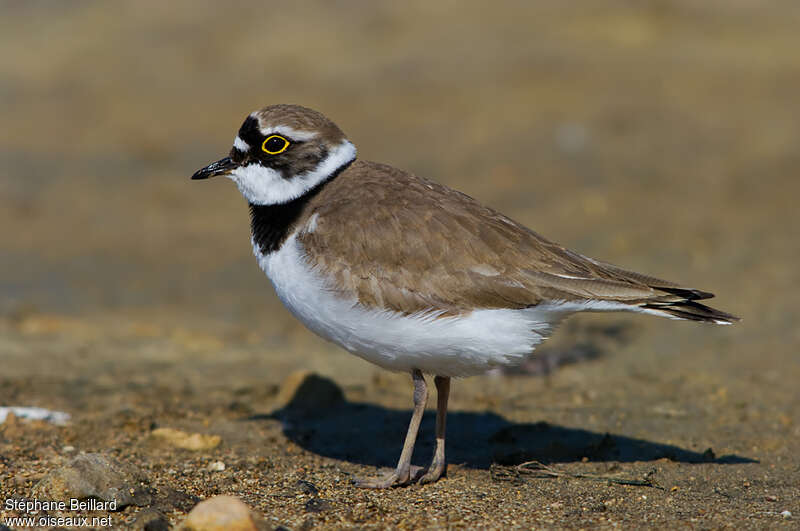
[262,135,290,155]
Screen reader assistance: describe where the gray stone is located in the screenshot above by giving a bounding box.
[33,452,150,509]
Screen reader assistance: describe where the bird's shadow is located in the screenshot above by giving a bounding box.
[253,400,755,470]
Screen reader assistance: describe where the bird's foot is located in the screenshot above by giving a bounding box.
[418,458,446,485]
[353,465,426,489]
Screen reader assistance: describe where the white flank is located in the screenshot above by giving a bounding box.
[253,235,727,375]
[229,140,356,205]
[255,232,564,377]
[233,136,250,152]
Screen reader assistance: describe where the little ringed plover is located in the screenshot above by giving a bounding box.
[192,104,738,488]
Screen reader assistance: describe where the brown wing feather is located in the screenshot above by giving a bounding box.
[299,160,730,319]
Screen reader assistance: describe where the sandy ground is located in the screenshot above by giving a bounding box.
[1,1,799,529]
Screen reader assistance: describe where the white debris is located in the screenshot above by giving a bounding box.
[207,461,226,472]
[0,406,70,425]
[781,510,792,519]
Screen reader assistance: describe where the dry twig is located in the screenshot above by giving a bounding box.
[491,460,663,489]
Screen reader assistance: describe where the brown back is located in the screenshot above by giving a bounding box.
[298,160,704,316]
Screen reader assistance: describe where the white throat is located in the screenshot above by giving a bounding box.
[229,140,356,205]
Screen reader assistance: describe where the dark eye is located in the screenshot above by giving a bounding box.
[262,135,290,155]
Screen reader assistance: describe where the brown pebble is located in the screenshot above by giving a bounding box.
[273,370,344,417]
[149,428,221,451]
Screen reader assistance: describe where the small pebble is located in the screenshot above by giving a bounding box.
[765,495,778,502]
[179,495,256,531]
[149,427,221,451]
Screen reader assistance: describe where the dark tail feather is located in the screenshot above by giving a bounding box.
[642,299,740,325]
[658,286,715,301]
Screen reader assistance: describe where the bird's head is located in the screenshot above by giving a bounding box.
[192,104,356,205]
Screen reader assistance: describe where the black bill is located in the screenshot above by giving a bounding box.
[191,157,237,180]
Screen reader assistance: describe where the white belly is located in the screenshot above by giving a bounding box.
[255,232,560,377]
